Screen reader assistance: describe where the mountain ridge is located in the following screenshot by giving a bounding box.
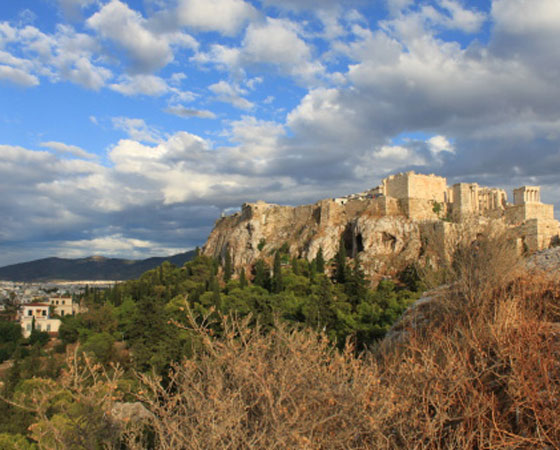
[0,251,196,282]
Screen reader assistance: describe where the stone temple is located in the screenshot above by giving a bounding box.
[355,171,559,251]
[204,170,560,279]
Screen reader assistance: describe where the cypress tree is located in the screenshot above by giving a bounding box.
[291,256,300,276]
[315,247,325,274]
[272,251,284,293]
[253,260,271,291]
[346,258,368,307]
[239,268,248,288]
[223,249,232,282]
[334,237,348,284]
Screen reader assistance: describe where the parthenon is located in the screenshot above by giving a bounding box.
[338,171,560,251]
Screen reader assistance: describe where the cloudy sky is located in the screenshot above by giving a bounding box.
[1,0,560,266]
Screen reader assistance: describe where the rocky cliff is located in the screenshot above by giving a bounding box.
[203,171,560,281]
[202,196,504,281]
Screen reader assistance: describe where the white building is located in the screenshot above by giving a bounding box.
[19,297,79,338]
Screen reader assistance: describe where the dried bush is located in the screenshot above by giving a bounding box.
[133,311,381,449]
[130,274,560,448]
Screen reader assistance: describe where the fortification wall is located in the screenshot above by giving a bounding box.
[518,218,560,252]
[505,203,554,225]
[383,171,447,202]
[383,173,410,199]
[408,174,447,203]
[399,198,442,221]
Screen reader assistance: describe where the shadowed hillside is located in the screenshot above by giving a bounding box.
[0,251,196,282]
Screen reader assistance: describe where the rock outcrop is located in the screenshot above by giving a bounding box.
[203,172,560,280]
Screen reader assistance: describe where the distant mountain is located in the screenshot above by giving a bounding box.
[0,251,196,282]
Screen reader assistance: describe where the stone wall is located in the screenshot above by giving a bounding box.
[382,171,447,202]
[506,203,554,224]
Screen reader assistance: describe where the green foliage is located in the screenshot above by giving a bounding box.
[223,249,233,282]
[334,238,348,284]
[81,332,116,364]
[0,321,22,363]
[27,330,49,348]
[432,201,442,215]
[0,433,37,449]
[239,268,248,288]
[253,260,271,291]
[272,251,284,293]
[315,247,325,274]
[257,238,266,251]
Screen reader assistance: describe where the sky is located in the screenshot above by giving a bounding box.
[1,0,560,266]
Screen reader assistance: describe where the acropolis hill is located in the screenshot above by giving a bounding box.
[203,172,560,279]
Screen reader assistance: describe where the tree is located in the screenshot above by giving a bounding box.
[239,268,248,289]
[315,247,325,274]
[253,260,271,292]
[223,249,233,282]
[345,258,368,308]
[334,238,348,284]
[272,251,284,293]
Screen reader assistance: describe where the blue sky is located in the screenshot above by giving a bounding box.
[1,0,560,265]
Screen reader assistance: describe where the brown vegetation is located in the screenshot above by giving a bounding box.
[9,232,560,449]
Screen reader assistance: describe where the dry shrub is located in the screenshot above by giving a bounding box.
[130,263,560,448]
[133,312,381,449]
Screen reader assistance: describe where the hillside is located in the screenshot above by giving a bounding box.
[0,251,196,282]
[203,171,560,281]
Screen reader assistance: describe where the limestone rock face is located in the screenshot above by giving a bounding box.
[202,171,560,280]
[204,198,440,279]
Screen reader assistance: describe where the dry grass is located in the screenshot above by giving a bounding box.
[129,242,560,449]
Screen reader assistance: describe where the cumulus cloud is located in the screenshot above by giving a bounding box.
[194,17,325,84]
[109,74,169,96]
[112,117,163,143]
[176,0,258,36]
[87,0,197,73]
[40,141,97,159]
[0,21,112,90]
[209,80,254,110]
[0,64,38,86]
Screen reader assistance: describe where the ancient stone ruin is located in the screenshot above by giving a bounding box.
[203,171,560,279]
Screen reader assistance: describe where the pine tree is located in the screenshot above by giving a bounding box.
[223,249,233,282]
[272,251,284,293]
[334,237,348,284]
[315,247,325,274]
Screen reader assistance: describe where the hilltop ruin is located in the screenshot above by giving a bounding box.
[203,171,560,279]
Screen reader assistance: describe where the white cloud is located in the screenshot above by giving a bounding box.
[492,0,560,34]
[109,74,169,96]
[87,0,197,73]
[0,64,39,86]
[112,117,163,143]
[165,105,217,119]
[437,0,486,33]
[209,80,254,110]
[176,0,258,36]
[0,22,112,90]
[242,18,324,82]
[427,135,454,155]
[193,17,325,84]
[40,141,97,159]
